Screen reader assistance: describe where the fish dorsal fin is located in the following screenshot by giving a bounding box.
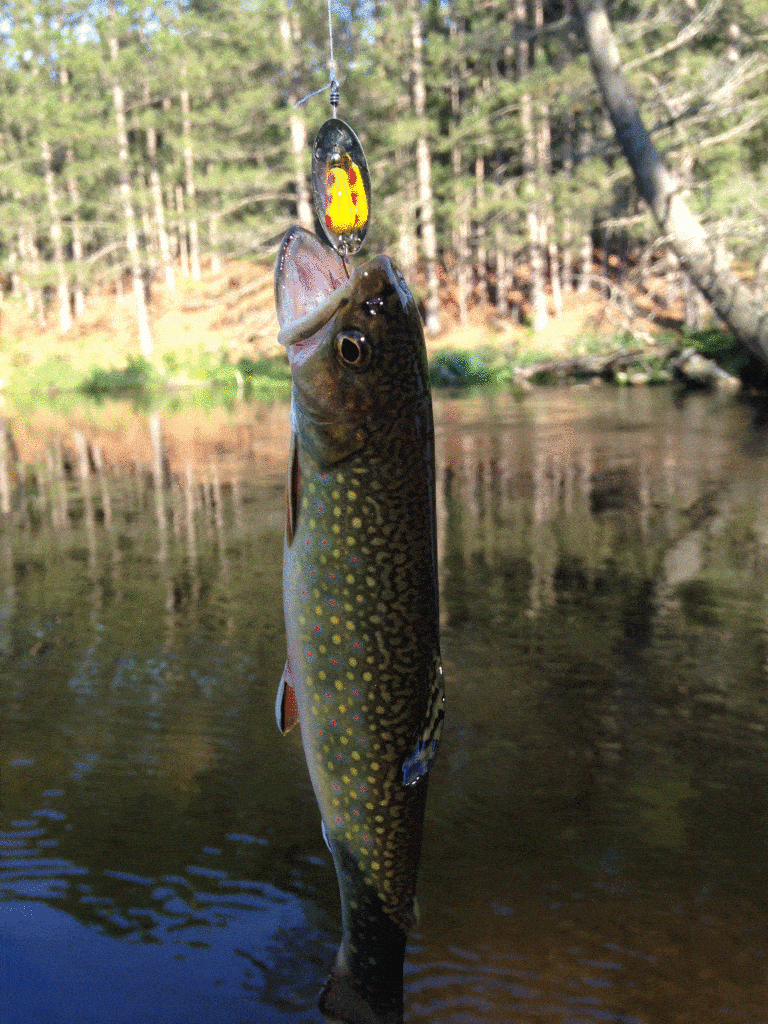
[402,654,445,787]
[276,658,300,735]
[286,432,299,547]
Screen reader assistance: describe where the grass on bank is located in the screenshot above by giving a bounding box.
[0,261,746,406]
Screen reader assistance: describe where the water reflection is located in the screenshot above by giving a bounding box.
[1,389,768,1023]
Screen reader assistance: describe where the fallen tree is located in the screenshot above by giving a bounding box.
[576,0,768,369]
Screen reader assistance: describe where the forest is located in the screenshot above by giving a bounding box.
[1,0,766,353]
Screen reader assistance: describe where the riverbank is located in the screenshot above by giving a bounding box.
[0,257,747,406]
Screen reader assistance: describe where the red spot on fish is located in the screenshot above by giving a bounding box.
[348,167,357,186]
[328,598,337,608]
[325,213,332,229]
[335,753,343,762]
[359,737,366,745]
[350,190,358,205]
[359,784,367,794]
[330,719,338,728]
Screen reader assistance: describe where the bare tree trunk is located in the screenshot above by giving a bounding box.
[516,0,548,331]
[60,67,85,319]
[144,80,175,291]
[577,0,768,365]
[108,2,153,356]
[180,64,201,282]
[475,156,487,304]
[409,0,441,335]
[280,9,313,232]
[578,227,593,293]
[450,16,469,324]
[41,135,72,333]
[207,162,222,276]
[175,183,190,278]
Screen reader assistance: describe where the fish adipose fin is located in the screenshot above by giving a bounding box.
[402,656,445,787]
[275,659,300,735]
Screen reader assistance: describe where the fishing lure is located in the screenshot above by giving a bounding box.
[312,111,371,257]
[306,60,371,261]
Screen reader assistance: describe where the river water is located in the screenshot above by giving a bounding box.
[1,386,767,1024]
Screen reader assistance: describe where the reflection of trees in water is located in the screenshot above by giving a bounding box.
[430,395,768,877]
[3,395,768,949]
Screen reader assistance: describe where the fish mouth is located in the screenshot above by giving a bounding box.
[274,227,353,353]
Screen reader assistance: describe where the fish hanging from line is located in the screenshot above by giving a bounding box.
[275,226,445,1024]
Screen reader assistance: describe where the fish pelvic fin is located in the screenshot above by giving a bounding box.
[319,945,403,1024]
[275,659,299,735]
[402,655,445,787]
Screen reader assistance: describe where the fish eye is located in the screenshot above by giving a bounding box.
[335,331,371,369]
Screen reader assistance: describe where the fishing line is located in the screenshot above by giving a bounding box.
[294,0,339,112]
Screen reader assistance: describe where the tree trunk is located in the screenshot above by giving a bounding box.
[516,0,548,331]
[475,155,487,304]
[280,9,313,232]
[577,0,768,365]
[450,16,469,324]
[41,135,72,333]
[144,80,175,291]
[60,67,85,319]
[175,183,190,278]
[180,64,201,282]
[108,3,153,357]
[409,0,441,335]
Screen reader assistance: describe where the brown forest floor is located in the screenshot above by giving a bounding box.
[0,253,688,384]
[0,256,690,476]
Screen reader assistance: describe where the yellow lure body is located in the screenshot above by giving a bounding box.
[324,155,369,236]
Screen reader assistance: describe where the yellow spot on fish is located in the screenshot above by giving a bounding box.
[363,671,372,682]
[346,671,354,681]
[332,634,341,645]
[332,524,341,534]
[349,657,358,667]
[346,574,355,584]
[319,670,326,680]
[335,680,343,691]
[372,861,380,871]
[346,536,355,546]
[352,751,360,760]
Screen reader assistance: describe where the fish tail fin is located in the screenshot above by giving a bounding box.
[318,945,403,1024]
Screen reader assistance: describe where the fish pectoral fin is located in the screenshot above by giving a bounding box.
[275,659,300,735]
[402,656,446,787]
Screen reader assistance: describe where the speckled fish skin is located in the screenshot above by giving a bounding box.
[275,227,444,1024]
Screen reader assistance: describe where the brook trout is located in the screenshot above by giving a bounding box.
[275,227,445,1024]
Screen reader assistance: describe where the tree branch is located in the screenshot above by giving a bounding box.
[576,0,768,368]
